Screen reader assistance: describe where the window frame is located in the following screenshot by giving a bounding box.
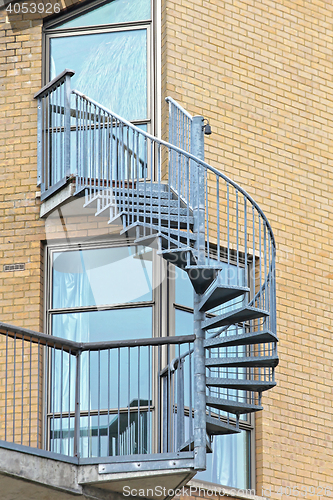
[44,238,162,456]
[42,0,156,135]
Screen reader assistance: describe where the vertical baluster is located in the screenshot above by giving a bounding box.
[37,98,42,188]
[206,172,209,261]
[98,349,101,457]
[236,190,239,286]
[5,330,7,441]
[38,340,41,449]
[217,176,221,265]
[75,94,79,189]
[88,350,91,458]
[29,336,32,447]
[127,347,130,456]
[188,342,193,441]
[68,349,71,456]
[74,350,81,458]
[64,73,71,179]
[107,348,110,456]
[137,346,141,454]
[252,206,256,355]
[43,95,47,191]
[117,348,120,456]
[244,196,248,289]
[147,345,151,454]
[51,344,55,453]
[157,345,161,453]
[227,182,230,276]
[13,333,16,443]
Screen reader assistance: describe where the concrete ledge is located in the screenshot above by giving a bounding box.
[40,181,76,218]
[0,445,196,500]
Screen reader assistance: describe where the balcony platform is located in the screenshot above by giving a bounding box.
[0,442,195,500]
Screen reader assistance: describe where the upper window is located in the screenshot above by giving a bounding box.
[44,0,153,126]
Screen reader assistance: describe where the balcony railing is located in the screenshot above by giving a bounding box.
[0,321,195,466]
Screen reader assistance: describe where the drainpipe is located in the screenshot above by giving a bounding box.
[191,116,206,471]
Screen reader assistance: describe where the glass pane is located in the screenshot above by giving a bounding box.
[196,430,250,488]
[174,266,193,308]
[52,307,152,342]
[175,308,193,336]
[52,246,153,308]
[50,29,147,120]
[53,0,151,29]
[49,410,153,458]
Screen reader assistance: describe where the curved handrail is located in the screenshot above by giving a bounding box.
[72,90,276,249]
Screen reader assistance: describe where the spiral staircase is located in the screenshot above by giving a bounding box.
[34,70,278,474]
[74,93,278,453]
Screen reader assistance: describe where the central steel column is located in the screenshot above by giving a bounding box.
[192,116,206,471]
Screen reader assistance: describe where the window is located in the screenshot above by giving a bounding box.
[44,0,154,130]
[47,242,157,456]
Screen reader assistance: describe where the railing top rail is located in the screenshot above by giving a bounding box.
[72,89,276,249]
[0,322,80,354]
[34,69,75,99]
[165,96,193,120]
[0,322,195,353]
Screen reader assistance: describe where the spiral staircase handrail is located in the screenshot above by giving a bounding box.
[72,89,276,250]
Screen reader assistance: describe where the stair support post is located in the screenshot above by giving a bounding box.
[192,116,206,470]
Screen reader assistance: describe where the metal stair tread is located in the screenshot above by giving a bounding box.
[206,395,263,414]
[199,283,250,312]
[204,329,278,348]
[107,195,192,211]
[185,266,219,294]
[205,377,276,392]
[206,415,240,436]
[160,248,197,269]
[205,354,279,368]
[110,204,193,217]
[120,221,197,241]
[202,305,269,330]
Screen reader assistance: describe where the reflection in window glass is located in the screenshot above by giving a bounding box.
[50,29,147,120]
[52,246,152,309]
[53,0,151,29]
[52,307,153,342]
[174,266,193,308]
[196,430,250,488]
[175,309,193,337]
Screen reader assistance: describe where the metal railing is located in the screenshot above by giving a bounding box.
[34,69,74,200]
[0,322,195,462]
[35,70,276,334]
[34,73,277,457]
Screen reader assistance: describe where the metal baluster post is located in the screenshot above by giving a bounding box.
[64,72,74,178]
[74,350,81,458]
[191,116,206,471]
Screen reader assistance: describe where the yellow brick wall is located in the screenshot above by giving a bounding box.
[0,0,332,497]
[162,0,333,498]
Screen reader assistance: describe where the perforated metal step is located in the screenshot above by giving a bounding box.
[206,396,262,414]
[206,377,276,392]
[206,415,240,436]
[205,354,279,368]
[202,306,269,330]
[199,283,249,312]
[204,329,278,348]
